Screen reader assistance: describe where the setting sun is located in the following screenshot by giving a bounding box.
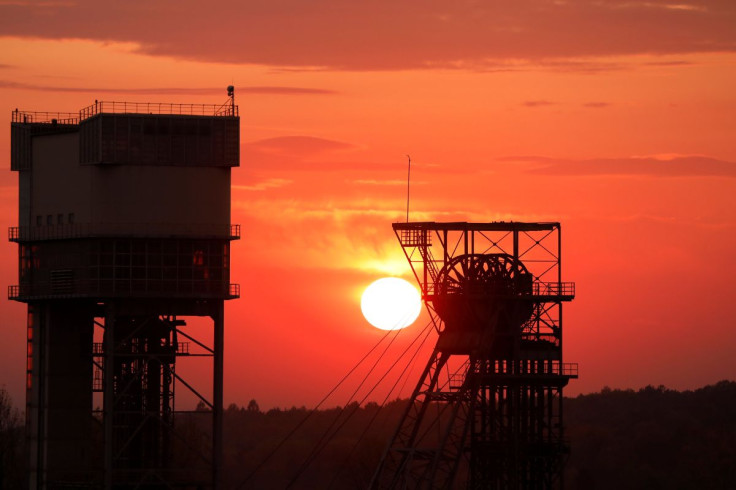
[360,277,422,331]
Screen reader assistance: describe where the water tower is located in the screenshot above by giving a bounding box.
[371,222,577,489]
[9,92,239,488]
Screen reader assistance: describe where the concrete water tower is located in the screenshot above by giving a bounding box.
[9,93,240,488]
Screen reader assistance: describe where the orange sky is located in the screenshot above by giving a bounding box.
[0,0,735,409]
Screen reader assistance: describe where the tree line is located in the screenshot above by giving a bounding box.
[1,380,734,488]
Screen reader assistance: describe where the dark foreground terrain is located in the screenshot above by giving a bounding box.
[225,381,736,489]
[1,381,735,489]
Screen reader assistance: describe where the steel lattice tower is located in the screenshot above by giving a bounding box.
[10,96,239,489]
[371,222,577,489]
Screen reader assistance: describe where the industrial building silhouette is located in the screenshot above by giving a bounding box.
[10,94,239,488]
[372,222,577,489]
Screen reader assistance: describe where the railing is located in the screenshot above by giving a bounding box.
[12,109,79,125]
[423,281,575,298]
[92,341,190,355]
[8,223,241,242]
[561,363,579,377]
[399,228,431,247]
[79,101,238,119]
[92,369,103,392]
[9,281,239,301]
[13,100,238,126]
[449,372,466,390]
[533,281,576,297]
[491,359,579,378]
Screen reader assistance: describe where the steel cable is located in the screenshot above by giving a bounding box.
[235,326,396,489]
[287,320,434,488]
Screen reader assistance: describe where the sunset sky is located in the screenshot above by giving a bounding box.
[0,0,735,410]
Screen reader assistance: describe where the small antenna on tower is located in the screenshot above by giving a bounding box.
[406,154,411,223]
[227,85,235,115]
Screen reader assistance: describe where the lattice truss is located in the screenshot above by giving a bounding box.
[371,222,577,490]
[91,314,217,487]
[396,222,571,343]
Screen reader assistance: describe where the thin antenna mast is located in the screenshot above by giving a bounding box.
[406,155,411,222]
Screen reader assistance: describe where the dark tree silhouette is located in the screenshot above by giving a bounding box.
[0,387,24,490]
[222,382,736,489]
[247,399,260,413]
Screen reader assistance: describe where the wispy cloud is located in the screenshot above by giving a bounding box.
[583,102,611,108]
[522,99,613,109]
[522,100,556,108]
[663,4,707,12]
[233,179,293,192]
[534,59,627,73]
[352,179,414,186]
[0,80,336,95]
[245,136,355,157]
[241,136,361,172]
[0,1,75,5]
[238,86,337,95]
[642,60,695,67]
[501,155,736,178]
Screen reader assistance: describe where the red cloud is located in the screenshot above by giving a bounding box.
[1,1,734,70]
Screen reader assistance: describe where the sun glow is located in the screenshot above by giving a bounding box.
[360,277,422,331]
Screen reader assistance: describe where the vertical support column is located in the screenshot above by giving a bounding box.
[557,224,562,284]
[422,230,428,296]
[26,304,44,490]
[103,304,115,490]
[557,225,564,354]
[557,385,565,489]
[212,302,224,490]
[443,230,448,268]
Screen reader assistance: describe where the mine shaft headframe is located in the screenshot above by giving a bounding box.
[392,221,575,303]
